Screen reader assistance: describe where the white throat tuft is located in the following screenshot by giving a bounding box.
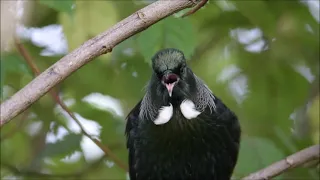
[180,99,201,119]
[153,103,173,125]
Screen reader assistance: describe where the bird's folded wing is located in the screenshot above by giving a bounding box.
[125,100,142,180]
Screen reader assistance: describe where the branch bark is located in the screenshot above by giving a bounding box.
[0,0,195,125]
[242,144,320,180]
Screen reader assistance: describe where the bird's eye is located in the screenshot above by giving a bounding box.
[156,71,163,79]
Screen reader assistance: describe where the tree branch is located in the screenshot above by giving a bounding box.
[14,38,128,171]
[0,0,196,125]
[242,144,320,180]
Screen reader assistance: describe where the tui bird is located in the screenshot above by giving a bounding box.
[125,48,241,180]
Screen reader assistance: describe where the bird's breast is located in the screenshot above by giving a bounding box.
[134,114,225,180]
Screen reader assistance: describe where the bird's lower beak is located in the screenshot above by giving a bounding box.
[162,72,179,97]
[165,82,176,97]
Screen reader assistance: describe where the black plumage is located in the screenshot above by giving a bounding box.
[125,48,241,180]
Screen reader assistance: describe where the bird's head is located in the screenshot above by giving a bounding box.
[150,48,196,104]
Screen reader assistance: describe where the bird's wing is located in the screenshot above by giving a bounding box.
[209,97,241,174]
[125,100,142,180]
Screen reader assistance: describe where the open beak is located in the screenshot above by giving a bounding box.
[165,82,176,97]
[162,73,179,97]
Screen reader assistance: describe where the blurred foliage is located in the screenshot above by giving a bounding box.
[59,1,118,51]
[137,16,196,63]
[0,0,319,179]
[39,0,74,15]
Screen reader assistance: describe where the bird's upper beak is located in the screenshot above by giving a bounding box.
[162,73,179,97]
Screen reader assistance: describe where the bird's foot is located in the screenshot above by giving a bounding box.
[181,0,209,18]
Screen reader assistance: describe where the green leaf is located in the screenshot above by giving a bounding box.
[0,132,32,166]
[239,53,309,137]
[43,153,87,174]
[40,133,82,158]
[234,136,285,179]
[233,0,277,36]
[0,53,32,98]
[0,54,31,75]
[39,0,74,15]
[137,16,196,64]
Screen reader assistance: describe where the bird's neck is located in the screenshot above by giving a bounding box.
[139,76,216,127]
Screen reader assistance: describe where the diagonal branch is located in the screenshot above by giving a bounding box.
[0,0,197,125]
[242,144,320,180]
[14,39,128,171]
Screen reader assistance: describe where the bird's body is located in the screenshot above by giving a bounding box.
[125,49,241,180]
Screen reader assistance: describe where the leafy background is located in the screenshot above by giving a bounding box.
[1,0,319,179]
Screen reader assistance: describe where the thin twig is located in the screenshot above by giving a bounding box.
[0,0,196,125]
[14,38,41,75]
[242,144,320,180]
[181,0,208,18]
[14,39,128,171]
